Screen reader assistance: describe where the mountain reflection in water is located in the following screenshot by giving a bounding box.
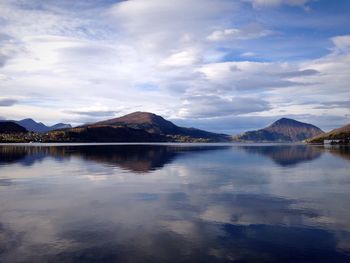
[0,145,230,172]
[0,144,350,263]
[238,145,323,166]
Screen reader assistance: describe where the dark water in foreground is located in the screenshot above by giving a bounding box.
[0,144,350,263]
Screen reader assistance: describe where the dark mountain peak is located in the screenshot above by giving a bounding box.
[21,118,35,122]
[235,118,324,142]
[16,119,49,133]
[114,111,170,124]
[274,117,296,124]
[268,118,322,131]
[20,118,44,125]
[95,111,177,134]
[271,118,306,127]
[20,118,45,124]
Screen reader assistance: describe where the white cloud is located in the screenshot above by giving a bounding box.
[160,49,200,67]
[332,35,350,53]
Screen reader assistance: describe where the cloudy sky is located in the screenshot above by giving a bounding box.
[0,0,349,134]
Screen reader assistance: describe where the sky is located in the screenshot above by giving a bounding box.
[0,0,349,134]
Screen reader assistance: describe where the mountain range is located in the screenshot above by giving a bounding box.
[234,118,324,142]
[1,112,347,143]
[14,119,72,133]
[0,118,71,133]
[49,113,327,143]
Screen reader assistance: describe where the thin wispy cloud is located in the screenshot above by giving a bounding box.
[0,0,349,132]
[0,98,18,107]
[245,0,312,8]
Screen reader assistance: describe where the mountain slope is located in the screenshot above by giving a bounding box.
[235,118,324,142]
[50,123,72,130]
[0,122,28,133]
[15,119,71,133]
[48,126,165,142]
[15,119,48,133]
[307,123,350,143]
[93,111,230,142]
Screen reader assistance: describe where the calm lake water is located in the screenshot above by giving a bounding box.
[0,143,350,263]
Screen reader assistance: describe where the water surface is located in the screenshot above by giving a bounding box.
[0,144,350,263]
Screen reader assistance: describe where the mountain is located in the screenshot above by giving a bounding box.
[0,122,28,133]
[307,123,350,143]
[92,111,230,142]
[15,119,71,133]
[96,111,178,134]
[234,118,324,142]
[15,119,48,133]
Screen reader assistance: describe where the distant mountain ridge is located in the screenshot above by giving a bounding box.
[14,119,71,133]
[234,118,324,142]
[307,123,350,143]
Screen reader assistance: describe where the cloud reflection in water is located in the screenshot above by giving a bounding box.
[0,144,350,262]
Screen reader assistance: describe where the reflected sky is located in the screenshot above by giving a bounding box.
[0,144,350,262]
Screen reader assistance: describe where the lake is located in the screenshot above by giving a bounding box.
[0,143,350,263]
